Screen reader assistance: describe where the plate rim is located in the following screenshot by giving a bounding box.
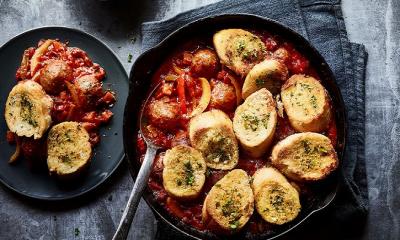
[0,26,128,201]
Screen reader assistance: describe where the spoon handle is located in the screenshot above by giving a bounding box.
[112,146,158,240]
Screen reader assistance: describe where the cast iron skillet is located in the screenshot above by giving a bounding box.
[123,14,346,240]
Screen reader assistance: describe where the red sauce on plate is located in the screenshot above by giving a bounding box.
[9,39,115,164]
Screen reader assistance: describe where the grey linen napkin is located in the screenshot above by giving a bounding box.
[141,0,368,239]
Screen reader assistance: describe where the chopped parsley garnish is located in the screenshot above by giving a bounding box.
[299,82,313,91]
[255,78,266,87]
[74,228,80,237]
[236,40,246,54]
[206,168,212,177]
[183,161,195,186]
[302,140,312,154]
[242,114,259,131]
[176,179,182,186]
[127,53,133,63]
[310,95,317,108]
[60,154,72,164]
[205,133,231,163]
[20,94,38,127]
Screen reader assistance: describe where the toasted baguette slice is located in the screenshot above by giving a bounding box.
[251,167,301,225]
[213,29,266,77]
[271,132,338,182]
[47,122,92,179]
[202,169,254,232]
[189,110,239,170]
[5,80,53,139]
[242,59,288,98]
[162,145,207,200]
[233,88,277,158]
[281,74,331,132]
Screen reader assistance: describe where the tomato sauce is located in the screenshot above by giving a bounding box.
[136,31,338,233]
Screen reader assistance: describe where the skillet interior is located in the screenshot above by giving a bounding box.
[123,14,346,240]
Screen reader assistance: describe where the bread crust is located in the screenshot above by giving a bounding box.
[202,169,254,232]
[5,80,53,139]
[47,121,92,179]
[242,59,288,98]
[213,29,266,77]
[189,110,239,170]
[251,167,301,225]
[162,145,206,200]
[281,74,331,132]
[271,132,338,182]
[233,88,277,158]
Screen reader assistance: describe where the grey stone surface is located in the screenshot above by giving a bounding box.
[0,0,398,239]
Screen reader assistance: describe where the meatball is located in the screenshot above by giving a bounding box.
[73,74,103,109]
[39,60,72,94]
[273,47,290,63]
[209,79,237,112]
[147,97,180,131]
[191,49,219,78]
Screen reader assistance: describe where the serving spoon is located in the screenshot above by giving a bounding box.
[112,84,162,240]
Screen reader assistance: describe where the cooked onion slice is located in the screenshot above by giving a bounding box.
[30,39,54,75]
[189,78,211,117]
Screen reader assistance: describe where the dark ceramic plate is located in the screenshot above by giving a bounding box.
[124,14,346,239]
[0,27,128,200]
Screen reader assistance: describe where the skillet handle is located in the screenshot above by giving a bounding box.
[112,146,158,240]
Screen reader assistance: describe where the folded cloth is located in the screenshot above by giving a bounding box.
[141,0,368,239]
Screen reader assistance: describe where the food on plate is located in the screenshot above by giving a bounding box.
[5,80,53,139]
[202,169,254,232]
[242,59,288,97]
[189,110,239,170]
[281,74,331,132]
[147,97,181,131]
[251,167,301,225]
[162,145,206,200]
[5,39,115,177]
[68,74,104,110]
[30,39,54,76]
[39,59,73,94]
[209,78,237,113]
[233,88,277,158]
[191,49,219,78]
[213,29,266,77]
[47,121,92,179]
[189,78,211,117]
[137,28,340,234]
[271,132,338,182]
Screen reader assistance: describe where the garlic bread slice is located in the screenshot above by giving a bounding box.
[162,145,206,200]
[5,80,53,139]
[281,74,331,132]
[271,132,338,182]
[189,110,239,170]
[251,167,301,225]
[242,59,288,98]
[233,88,277,158]
[213,29,266,77]
[203,169,254,232]
[47,122,92,179]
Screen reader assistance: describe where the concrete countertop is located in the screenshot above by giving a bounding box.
[0,0,398,239]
